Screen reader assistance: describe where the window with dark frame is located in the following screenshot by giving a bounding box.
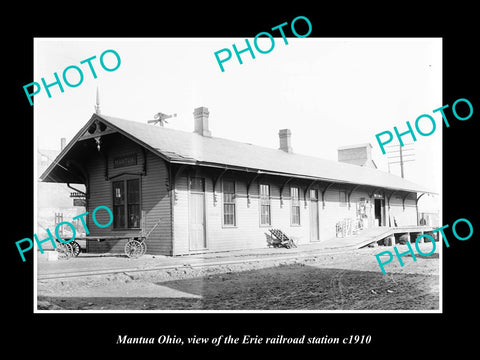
[112,178,141,229]
[113,181,125,228]
[189,177,205,192]
[291,186,301,225]
[260,184,271,226]
[223,179,236,226]
[127,179,140,228]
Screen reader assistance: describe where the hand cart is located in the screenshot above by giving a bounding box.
[55,218,162,259]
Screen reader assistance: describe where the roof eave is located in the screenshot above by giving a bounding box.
[40,114,100,182]
[169,159,433,194]
[40,113,177,183]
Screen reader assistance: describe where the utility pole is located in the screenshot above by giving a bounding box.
[399,145,404,178]
[386,143,415,178]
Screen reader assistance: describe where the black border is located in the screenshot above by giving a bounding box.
[7,4,479,355]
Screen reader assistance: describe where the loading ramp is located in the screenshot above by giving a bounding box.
[317,225,434,251]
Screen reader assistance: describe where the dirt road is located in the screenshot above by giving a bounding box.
[37,243,440,311]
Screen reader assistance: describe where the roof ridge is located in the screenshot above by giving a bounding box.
[91,113,432,193]
[98,113,358,163]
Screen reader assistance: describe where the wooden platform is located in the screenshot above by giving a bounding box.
[317,225,434,250]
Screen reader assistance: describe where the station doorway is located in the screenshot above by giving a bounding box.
[374,198,385,226]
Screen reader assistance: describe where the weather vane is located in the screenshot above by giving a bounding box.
[148,112,177,126]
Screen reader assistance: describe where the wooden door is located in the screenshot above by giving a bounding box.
[189,178,206,250]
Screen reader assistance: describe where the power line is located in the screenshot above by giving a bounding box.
[386,143,416,178]
[385,143,415,148]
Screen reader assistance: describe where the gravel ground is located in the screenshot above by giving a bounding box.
[37,243,440,311]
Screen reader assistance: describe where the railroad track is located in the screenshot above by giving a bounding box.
[37,248,351,281]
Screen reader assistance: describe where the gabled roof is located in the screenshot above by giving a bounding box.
[41,113,432,194]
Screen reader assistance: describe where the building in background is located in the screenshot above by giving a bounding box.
[337,143,377,169]
[37,139,86,249]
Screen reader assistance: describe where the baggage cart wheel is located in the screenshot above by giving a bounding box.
[71,241,81,257]
[139,241,147,256]
[124,239,143,258]
[56,242,74,259]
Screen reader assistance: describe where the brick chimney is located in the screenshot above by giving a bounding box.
[337,143,377,168]
[60,137,66,151]
[193,106,211,137]
[278,129,293,153]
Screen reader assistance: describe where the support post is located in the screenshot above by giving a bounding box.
[387,234,395,246]
[416,231,424,243]
[405,232,411,244]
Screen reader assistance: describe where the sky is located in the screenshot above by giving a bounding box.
[34,37,442,199]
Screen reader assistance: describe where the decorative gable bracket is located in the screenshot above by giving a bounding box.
[78,119,116,151]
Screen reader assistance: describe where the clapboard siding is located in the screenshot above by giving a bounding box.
[172,172,419,255]
[85,133,172,255]
[80,133,418,256]
[172,173,314,255]
[141,152,172,255]
[172,175,189,255]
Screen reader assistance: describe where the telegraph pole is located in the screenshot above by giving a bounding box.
[399,145,404,178]
[386,143,415,178]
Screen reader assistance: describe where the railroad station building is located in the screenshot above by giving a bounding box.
[40,106,435,256]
